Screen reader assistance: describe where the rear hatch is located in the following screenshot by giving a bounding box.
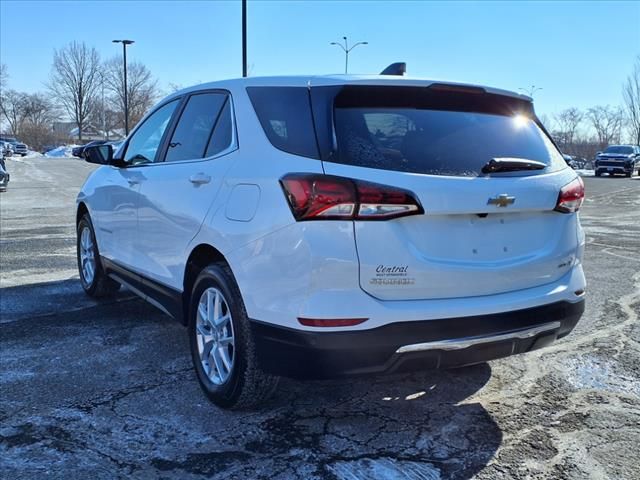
[317,84,579,301]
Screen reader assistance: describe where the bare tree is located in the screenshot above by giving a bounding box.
[167,82,184,94]
[623,55,640,145]
[537,113,553,131]
[103,56,158,130]
[553,108,583,152]
[0,63,7,94]
[49,41,101,142]
[587,105,623,149]
[23,93,57,128]
[0,89,28,135]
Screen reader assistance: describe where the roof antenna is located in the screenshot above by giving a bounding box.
[380,62,406,76]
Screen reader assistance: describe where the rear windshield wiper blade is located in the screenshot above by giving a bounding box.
[481,157,547,174]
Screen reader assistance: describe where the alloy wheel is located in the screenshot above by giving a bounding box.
[196,287,235,385]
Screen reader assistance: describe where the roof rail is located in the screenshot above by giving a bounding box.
[380,62,406,76]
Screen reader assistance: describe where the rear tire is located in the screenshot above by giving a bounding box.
[188,263,279,409]
[76,214,121,297]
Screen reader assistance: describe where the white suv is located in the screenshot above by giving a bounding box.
[77,75,586,409]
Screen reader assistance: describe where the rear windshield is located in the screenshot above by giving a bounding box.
[603,146,633,154]
[332,86,564,177]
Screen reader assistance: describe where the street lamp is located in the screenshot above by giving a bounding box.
[518,85,543,98]
[330,36,368,74]
[112,39,135,135]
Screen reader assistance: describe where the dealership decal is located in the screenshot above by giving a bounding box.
[370,264,415,286]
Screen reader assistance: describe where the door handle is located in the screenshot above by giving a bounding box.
[189,173,211,185]
[127,179,140,186]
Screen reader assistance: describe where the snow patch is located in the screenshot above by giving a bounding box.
[327,458,441,480]
[562,356,640,396]
[45,145,81,158]
[575,169,594,177]
[24,150,44,158]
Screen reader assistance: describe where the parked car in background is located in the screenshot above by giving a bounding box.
[562,154,587,170]
[77,75,586,409]
[72,140,109,158]
[595,145,640,177]
[0,162,9,192]
[1,141,14,157]
[0,136,28,156]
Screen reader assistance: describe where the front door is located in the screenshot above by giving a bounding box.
[131,91,237,290]
[103,98,181,269]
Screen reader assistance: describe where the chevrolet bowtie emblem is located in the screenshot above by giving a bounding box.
[487,194,515,207]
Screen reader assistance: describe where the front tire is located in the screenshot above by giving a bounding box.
[188,263,279,409]
[76,214,120,297]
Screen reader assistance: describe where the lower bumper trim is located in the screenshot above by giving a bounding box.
[396,321,561,353]
[250,299,584,379]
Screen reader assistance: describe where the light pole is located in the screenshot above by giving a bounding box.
[330,36,368,74]
[99,72,107,141]
[518,85,543,98]
[112,39,135,135]
[242,0,247,77]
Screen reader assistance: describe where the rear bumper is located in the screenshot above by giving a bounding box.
[250,299,585,379]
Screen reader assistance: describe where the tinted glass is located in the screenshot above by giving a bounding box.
[125,100,179,164]
[333,89,563,176]
[165,93,227,162]
[603,146,634,154]
[205,98,233,157]
[247,87,319,158]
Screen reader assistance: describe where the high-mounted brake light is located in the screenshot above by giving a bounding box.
[280,174,424,221]
[555,177,584,213]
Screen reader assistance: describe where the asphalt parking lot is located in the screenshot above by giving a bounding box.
[1,156,639,480]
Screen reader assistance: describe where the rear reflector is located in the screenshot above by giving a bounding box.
[280,173,423,221]
[298,317,368,327]
[555,177,585,213]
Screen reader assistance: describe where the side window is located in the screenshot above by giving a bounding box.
[165,93,227,162]
[246,87,319,159]
[205,98,233,157]
[124,100,179,164]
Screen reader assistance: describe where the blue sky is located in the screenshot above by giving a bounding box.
[1,0,639,117]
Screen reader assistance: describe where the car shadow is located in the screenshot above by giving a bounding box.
[1,278,501,479]
[244,364,501,479]
[0,277,135,323]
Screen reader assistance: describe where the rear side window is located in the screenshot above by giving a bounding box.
[247,87,319,158]
[332,86,564,177]
[205,99,233,157]
[165,93,227,162]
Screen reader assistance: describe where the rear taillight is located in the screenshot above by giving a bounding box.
[280,174,423,221]
[555,177,585,213]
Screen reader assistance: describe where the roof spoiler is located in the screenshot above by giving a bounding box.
[380,62,406,76]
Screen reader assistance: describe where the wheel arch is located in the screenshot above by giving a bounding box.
[76,202,89,225]
[183,244,230,325]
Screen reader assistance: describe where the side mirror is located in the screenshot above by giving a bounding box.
[83,144,113,165]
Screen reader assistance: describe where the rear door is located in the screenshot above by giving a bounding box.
[320,85,579,301]
[132,91,237,289]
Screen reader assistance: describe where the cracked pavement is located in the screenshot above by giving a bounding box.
[1,157,639,479]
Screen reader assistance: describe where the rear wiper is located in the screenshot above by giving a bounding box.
[481,157,546,174]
